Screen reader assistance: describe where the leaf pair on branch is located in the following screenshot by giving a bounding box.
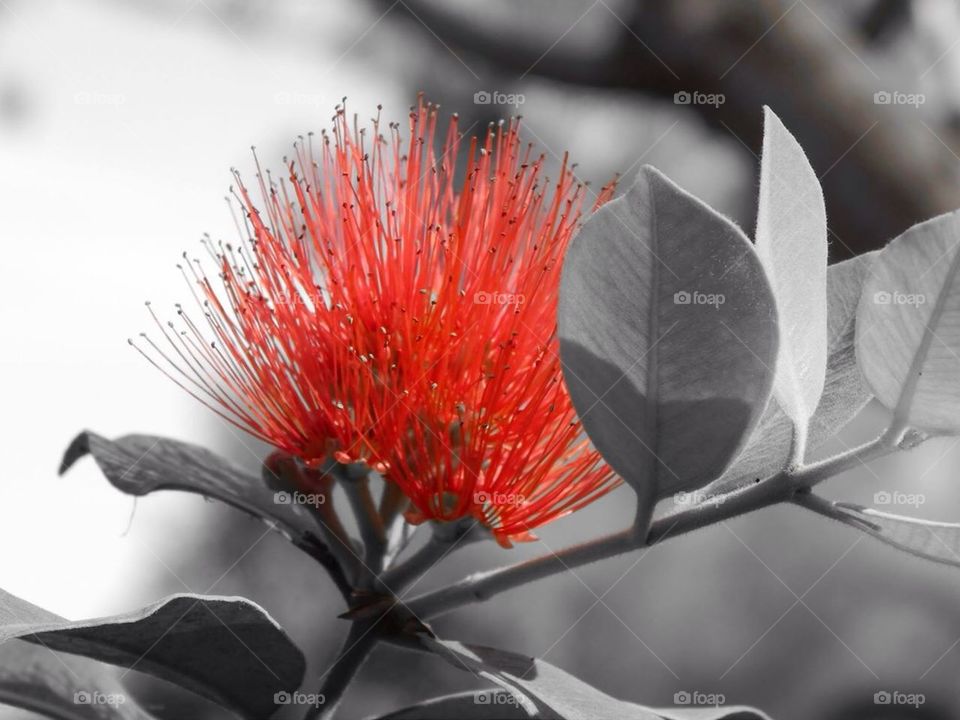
[559,108,828,532]
[559,106,960,554]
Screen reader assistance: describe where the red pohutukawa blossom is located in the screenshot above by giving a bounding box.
[137,99,619,545]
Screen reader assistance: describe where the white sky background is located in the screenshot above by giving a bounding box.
[0,0,402,618]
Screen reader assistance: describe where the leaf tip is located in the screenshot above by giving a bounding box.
[762,105,788,135]
[59,431,92,476]
[636,163,669,188]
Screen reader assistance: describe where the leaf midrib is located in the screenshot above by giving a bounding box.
[893,241,960,426]
[645,182,661,495]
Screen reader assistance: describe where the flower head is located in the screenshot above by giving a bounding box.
[138,98,618,545]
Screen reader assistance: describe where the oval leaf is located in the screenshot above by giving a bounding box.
[856,209,960,432]
[375,690,532,719]
[558,166,777,505]
[803,497,960,569]
[60,432,337,567]
[755,107,828,454]
[704,252,877,497]
[659,710,773,720]
[0,588,305,719]
[0,641,155,720]
[374,690,771,720]
[422,638,771,720]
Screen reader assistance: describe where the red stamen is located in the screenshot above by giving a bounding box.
[138,97,620,544]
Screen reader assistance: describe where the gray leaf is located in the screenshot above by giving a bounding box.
[0,588,305,719]
[658,710,773,720]
[755,107,828,450]
[857,209,960,432]
[823,500,960,569]
[422,638,771,720]
[372,689,532,719]
[703,252,877,498]
[558,166,777,507]
[0,641,155,720]
[60,431,331,562]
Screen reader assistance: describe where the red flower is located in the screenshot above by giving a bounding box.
[138,99,619,545]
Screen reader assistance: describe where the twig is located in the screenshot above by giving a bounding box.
[304,621,379,720]
[262,452,358,598]
[302,466,364,586]
[378,481,410,534]
[296,533,354,601]
[406,430,914,619]
[340,469,387,579]
[378,517,486,594]
[791,428,903,489]
[792,490,882,532]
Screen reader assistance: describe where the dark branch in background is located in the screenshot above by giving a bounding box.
[373,0,960,259]
[859,0,911,44]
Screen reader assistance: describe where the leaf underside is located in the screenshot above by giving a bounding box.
[856,209,960,432]
[60,431,331,560]
[0,640,155,720]
[701,252,878,499]
[818,500,960,570]
[558,166,777,504]
[420,637,771,720]
[754,106,828,447]
[0,588,305,719]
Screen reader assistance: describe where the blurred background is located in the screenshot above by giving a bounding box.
[2,0,960,718]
